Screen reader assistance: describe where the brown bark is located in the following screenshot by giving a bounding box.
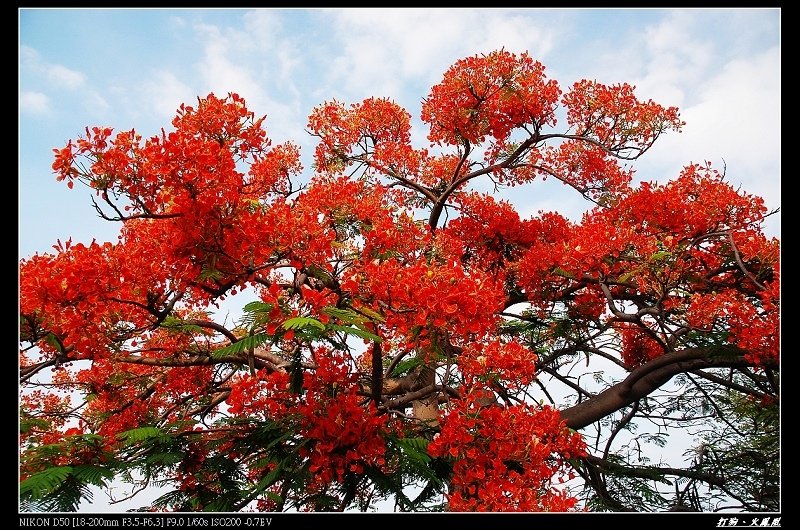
[560,345,762,430]
[411,365,438,426]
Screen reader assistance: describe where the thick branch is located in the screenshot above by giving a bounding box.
[115,354,246,367]
[378,384,459,412]
[561,346,759,430]
[20,358,59,382]
[371,342,383,405]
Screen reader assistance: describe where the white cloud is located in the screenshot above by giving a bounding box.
[83,90,111,116]
[190,17,303,143]
[325,9,558,101]
[21,45,87,91]
[141,70,195,120]
[575,11,713,108]
[471,11,555,59]
[546,11,779,235]
[635,11,714,107]
[241,9,281,50]
[47,64,86,90]
[20,91,50,115]
[19,44,40,65]
[641,45,780,232]
[194,22,267,104]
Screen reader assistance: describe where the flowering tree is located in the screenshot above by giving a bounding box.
[20,50,779,512]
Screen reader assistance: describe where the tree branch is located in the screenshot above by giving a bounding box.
[371,342,383,405]
[691,369,767,399]
[185,319,240,344]
[561,345,762,430]
[584,454,726,488]
[428,136,536,229]
[602,401,638,461]
[378,384,459,412]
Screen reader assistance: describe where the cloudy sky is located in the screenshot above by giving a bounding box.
[18,8,780,512]
[20,8,780,261]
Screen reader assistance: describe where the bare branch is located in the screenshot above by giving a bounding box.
[584,454,726,488]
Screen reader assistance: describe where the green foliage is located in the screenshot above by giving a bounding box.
[152,489,191,511]
[197,265,223,281]
[20,465,114,512]
[350,305,386,323]
[697,390,779,511]
[19,413,51,436]
[243,301,274,313]
[282,316,325,331]
[212,333,271,357]
[396,436,432,466]
[239,301,275,328]
[361,434,448,512]
[391,357,423,377]
[328,323,381,342]
[21,466,74,500]
[72,464,116,486]
[160,316,205,334]
[362,464,414,510]
[44,332,63,352]
[117,426,167,445]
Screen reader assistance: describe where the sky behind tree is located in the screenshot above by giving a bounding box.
[18,7,780,512]
[20,8,780,262]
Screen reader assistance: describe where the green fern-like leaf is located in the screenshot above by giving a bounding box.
[152,489,190,510]
[282,317,325,331]
[391,357,423,377]
[351,305,386,323]
[255,465,283,492]
[118,426,165,445]
[20,416,51,434]
[204,494,239,512]
[239,301,275,326]
[198,265,223,281]
[396,437,431,464]
[243,301,274,313]
[19,467,97,511]
[160,316,205,334]
[72,465,115,487]
[145,451,185,467]
[322,306,368,324]
[49,479,94,512]
[328,324,381,343]
[213,333,270,357]
[362,465,413,510]
[20,466,73,500]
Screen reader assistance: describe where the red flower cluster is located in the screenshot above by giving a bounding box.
[422,50,560,146]
[308,97,422,179]
[616,322,664,369]
[458,341,538,388]
[21,50,779,512]
[428,392,585,511]
[359,255,505,347]
[227,349,388,488]
[562,80,684,158]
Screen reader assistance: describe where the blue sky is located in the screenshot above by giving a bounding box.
[18,8,781,512]
[20,8,780,261]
